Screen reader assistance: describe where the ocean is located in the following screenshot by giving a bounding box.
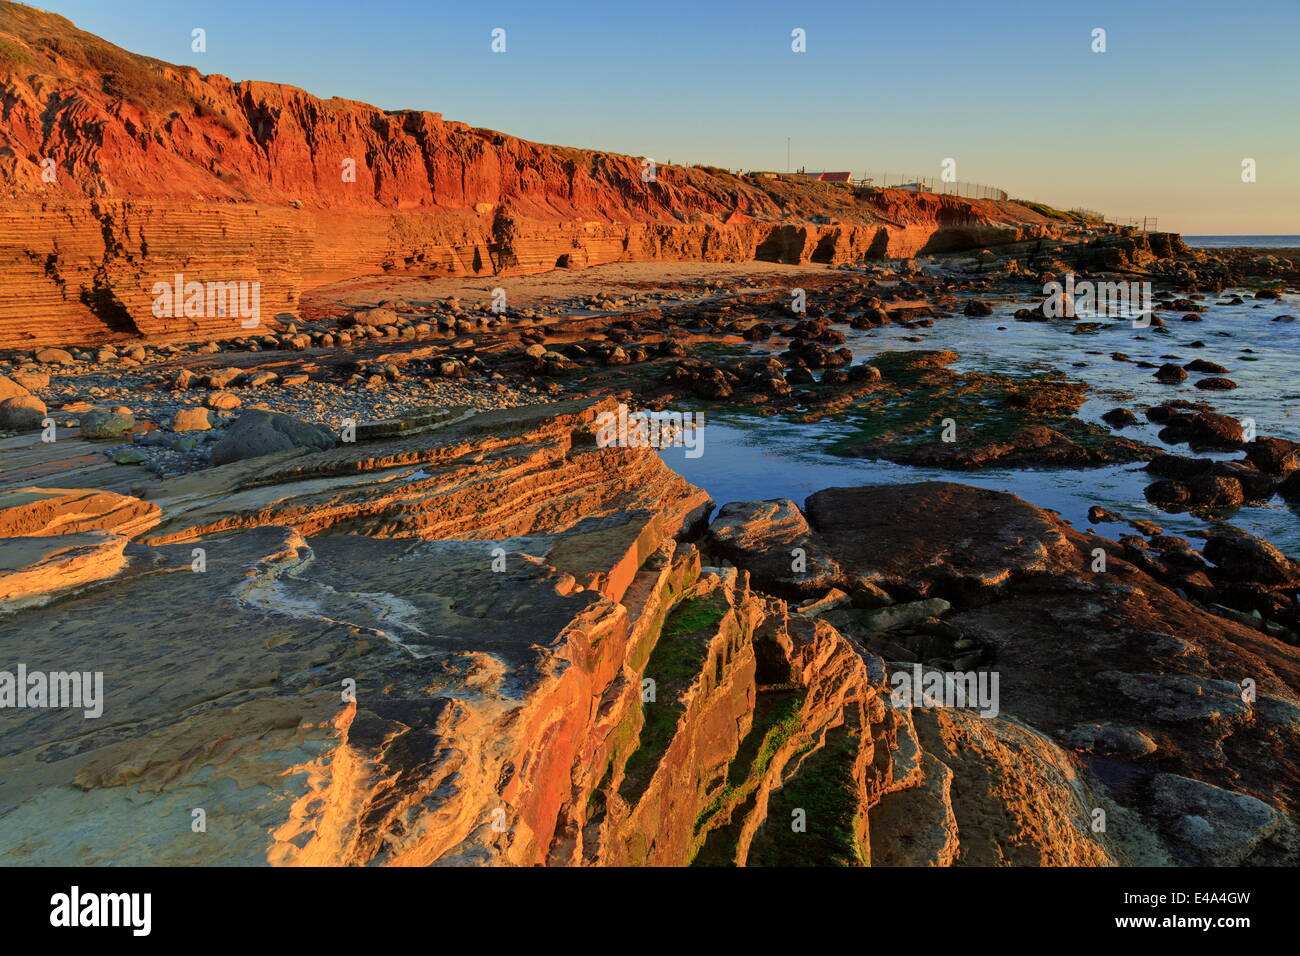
[1183,235,1300,248]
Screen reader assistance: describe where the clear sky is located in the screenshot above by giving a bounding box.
[32,0,1300,234]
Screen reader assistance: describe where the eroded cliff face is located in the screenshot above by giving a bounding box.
[6,398,1291,866]
[0,1,1068,347]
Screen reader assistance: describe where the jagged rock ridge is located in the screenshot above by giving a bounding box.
[2,399,1294,866]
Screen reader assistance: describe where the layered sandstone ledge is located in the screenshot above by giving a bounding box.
[0,1,1077,348]
[0,398,1295,866]
[0,198,1061,348]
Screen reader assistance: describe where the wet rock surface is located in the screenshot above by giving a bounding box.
[3,403,1296,867]
[0,237,1297,870]
[710,481,1300,866]
[1,244,1297,869]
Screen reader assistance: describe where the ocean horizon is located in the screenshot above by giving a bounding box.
[1183,235,1300,248]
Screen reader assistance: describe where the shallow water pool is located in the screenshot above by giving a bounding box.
[659,289,1300,555]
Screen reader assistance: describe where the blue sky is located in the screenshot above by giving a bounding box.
[33,0,1300,233]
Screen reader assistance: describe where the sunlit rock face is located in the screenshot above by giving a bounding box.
[2,398,1293,866]
[0,3,1069,348]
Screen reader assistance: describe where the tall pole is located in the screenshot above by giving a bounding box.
[787,137,790,173]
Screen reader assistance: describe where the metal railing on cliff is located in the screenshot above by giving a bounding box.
[850,177,1160,231]
[852,172,1009,202]
[739,169,1160,233]
[1060,211,1160,233]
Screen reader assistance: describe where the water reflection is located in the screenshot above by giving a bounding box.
[659,289,1300,555]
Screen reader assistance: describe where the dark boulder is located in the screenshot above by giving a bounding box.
[211,410,338,466]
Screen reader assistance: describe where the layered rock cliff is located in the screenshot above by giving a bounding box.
[2,398,1294,865]
[0,1,1071,347]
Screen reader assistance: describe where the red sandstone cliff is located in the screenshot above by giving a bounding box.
[0,1,1068,346]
